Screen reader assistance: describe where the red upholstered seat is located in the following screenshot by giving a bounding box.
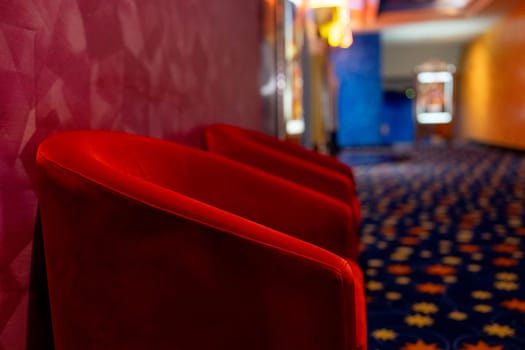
[204,123,361,252]
[35,131,367,350]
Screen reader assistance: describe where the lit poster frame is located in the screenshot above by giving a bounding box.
[415,61,455,125]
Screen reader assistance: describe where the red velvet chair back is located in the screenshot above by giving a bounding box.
[204,123,361,245]
[35,131,367,350]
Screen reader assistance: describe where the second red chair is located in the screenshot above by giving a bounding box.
[204,124,361,249]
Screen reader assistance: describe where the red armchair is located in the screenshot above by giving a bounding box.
[204,124,361,234]
[35,131,367,350]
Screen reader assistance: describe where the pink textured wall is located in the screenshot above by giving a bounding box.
[0,0,262,347]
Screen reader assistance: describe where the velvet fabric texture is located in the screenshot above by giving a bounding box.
[204,124,361,258]
[35,131,367,350]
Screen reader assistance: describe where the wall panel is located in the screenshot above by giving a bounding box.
[0,1,261,348]
[332,33,383,146]
[460,3,525,149]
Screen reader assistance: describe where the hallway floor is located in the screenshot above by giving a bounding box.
[349,144,525,350]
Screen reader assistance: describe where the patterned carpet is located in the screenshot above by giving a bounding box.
[338,147,412,166]
[348,145,525,350]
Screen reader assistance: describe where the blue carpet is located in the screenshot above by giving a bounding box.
[338,147,411,166]
[350,145,525,350]
[339,152,401,166]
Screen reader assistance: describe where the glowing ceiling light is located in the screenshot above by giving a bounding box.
[308,0,348,8]
[328,24,343,47]
[338,6,353,48]
[318,4,354,48]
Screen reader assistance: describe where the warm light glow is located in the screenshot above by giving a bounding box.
[318,5,353,48]
[339,6,353,48]
[290,0,352,7]
[328,24,342,47]
[308,0,347,8]
[340,28,354,48]
[286,119,305,135]
[417,112,452,124]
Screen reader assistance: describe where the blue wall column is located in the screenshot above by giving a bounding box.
[332,33,383,147]
[383,91,415,144]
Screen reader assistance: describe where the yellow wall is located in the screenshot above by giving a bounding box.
[460,3,525,150]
